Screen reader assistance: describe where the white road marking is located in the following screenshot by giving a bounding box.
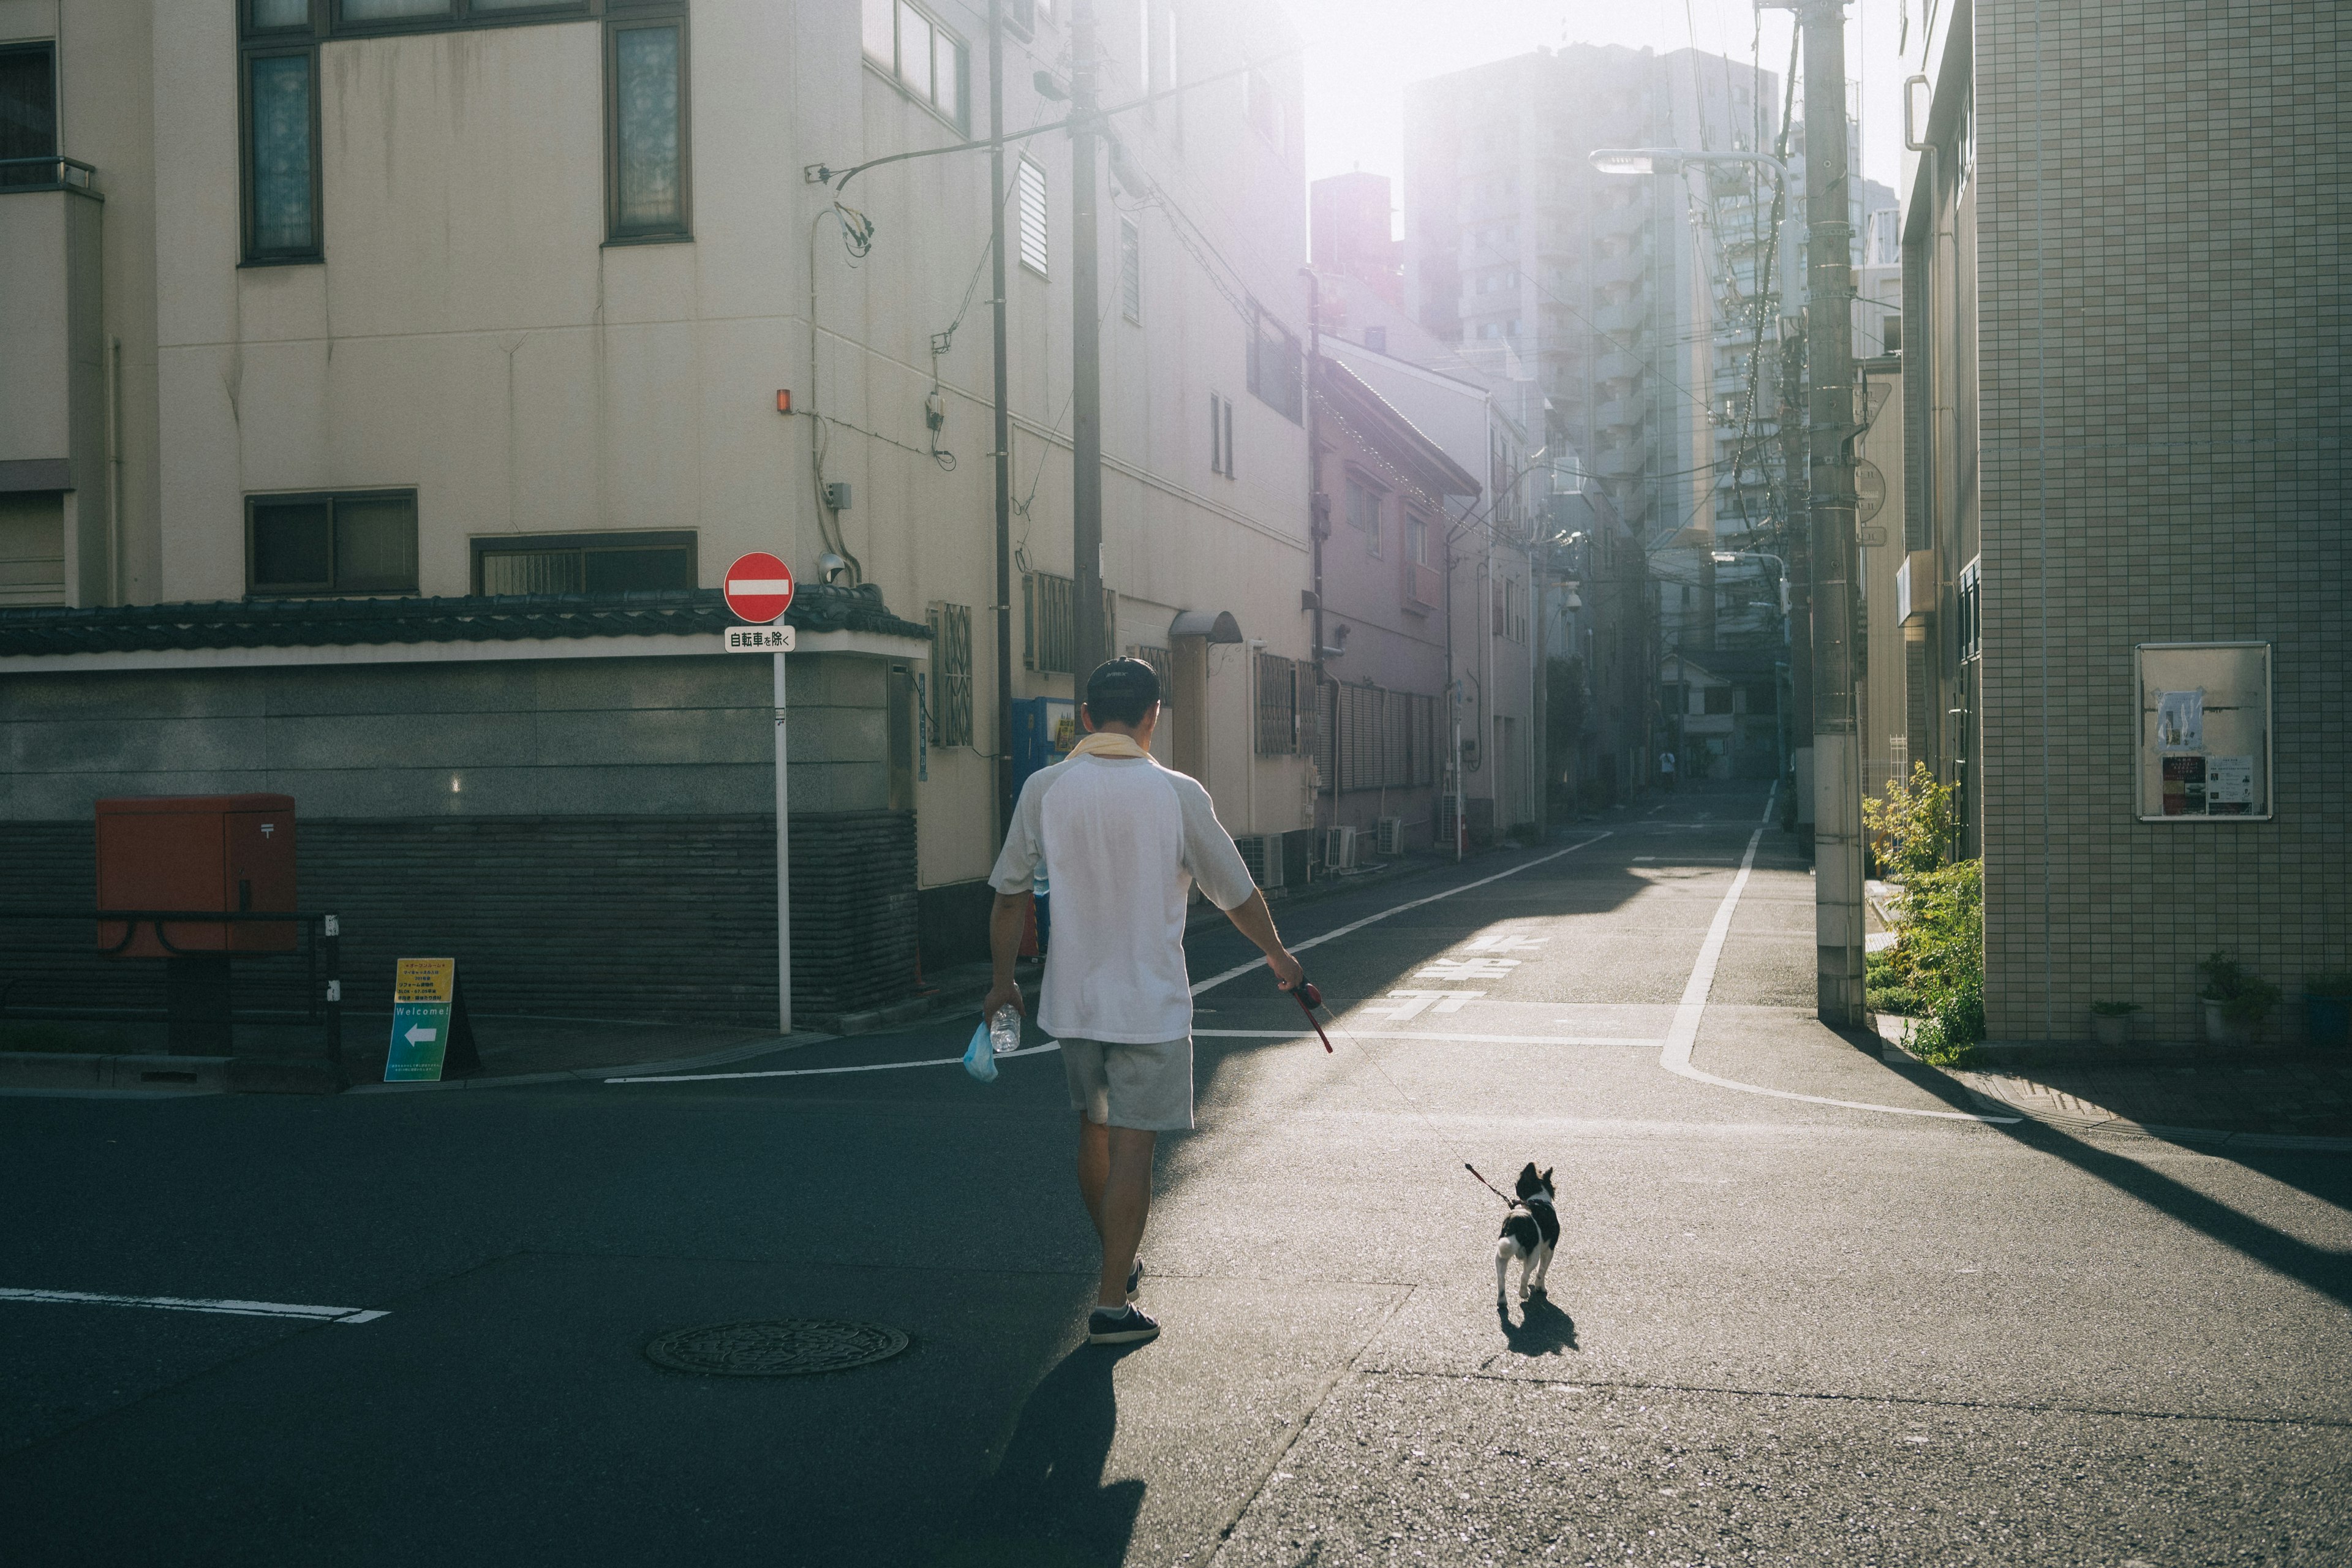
[1361,989,1484,1022]
[608,1041,1063,1085]
[1197,1029,1661,1047]
[1463,932,1549,952]
[1657,791,2020,1125]
[1412,956,1523,981]
[0,1287,387,1325]
[1191,834,1612,996]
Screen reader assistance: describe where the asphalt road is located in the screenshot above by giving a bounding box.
[4,780,2348,1566]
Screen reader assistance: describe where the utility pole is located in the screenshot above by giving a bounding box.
[1069,0,1107,682]
[1798,0,1866,1028]
[1779,323,1811,845]
[988,0,1015,838]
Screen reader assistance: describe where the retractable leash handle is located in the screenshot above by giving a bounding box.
[1290,977,1333,1052]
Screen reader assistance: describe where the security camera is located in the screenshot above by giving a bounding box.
[818,552,848,585]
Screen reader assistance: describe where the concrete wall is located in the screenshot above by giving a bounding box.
[1967,0,2350,1044]
[100,0,1314,902]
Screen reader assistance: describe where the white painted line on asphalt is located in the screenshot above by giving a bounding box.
[1657,792,2020,1125]
[606,1041,1063,1085]
[1197,1029,1662,1047]
[0,1287,387,1325]
[1189,834,1613,997]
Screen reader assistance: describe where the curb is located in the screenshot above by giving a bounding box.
[1871,1030,2352,1155]
[345,1030,839,1094]
[0,1052,344,1097]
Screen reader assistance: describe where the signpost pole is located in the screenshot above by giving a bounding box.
[774,649,791,1036]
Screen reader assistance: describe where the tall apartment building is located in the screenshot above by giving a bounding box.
[1904,0,2347,1046]
[1401,45,1792,680]
[0,0,1317,1028]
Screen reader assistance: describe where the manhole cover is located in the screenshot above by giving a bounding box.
[644,1318,910,1378]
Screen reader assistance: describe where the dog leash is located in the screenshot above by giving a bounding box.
[1289,973,1517,1208]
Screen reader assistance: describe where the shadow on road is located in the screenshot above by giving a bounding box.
[2003,1121,2352,1311]
[1496,1295,1579,1358]
[934,1343,1147,1568]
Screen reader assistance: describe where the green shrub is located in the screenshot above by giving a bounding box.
[1866,949,1918,1016]
[1863,762,1958,881]
[2304,970,2352,1000]
[2198,952,2281,1025]
[1897,858,1985,1065]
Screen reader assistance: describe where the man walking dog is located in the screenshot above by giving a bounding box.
[983,657,1305,1346]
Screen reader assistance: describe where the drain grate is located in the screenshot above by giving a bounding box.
[644,1318,911,1378]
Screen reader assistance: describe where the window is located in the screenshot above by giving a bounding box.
[1245,301,1301,423]
[0,43,57,190]
[470,529,694,595]
[1245,66,1286,155]
[238,28,320,262]
[1363,325,1386,353]
[1118,216,1142,323]
[1321,682,1438,793]
[1022,571,1113,674]
[247,492,418,597]
[861,0,968,130]
[1255,650,1297,756]
[1016,157,1049,275]
[1703,687,1733,715]
[1208,393,1234,478]
[1406,511,1431,567]
[606,12,689,241]
[927,601,974,747]
[1345,475,1382,557]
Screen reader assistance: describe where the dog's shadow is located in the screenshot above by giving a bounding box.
[1496,1294,1579,1357]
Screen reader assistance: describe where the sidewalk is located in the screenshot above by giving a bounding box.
[1877,1020,2352,1149]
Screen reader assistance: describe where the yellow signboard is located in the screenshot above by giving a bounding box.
[394,957,455,1005]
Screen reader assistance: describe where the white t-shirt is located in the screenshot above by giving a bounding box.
[988,755,1259,1043]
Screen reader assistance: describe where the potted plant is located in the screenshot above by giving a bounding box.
[2196,952,2281,1047]
[2305,970,2352,1050]
[2089,1000,2138,1047]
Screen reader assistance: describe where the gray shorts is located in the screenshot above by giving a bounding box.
[1060,1035,1194,1132]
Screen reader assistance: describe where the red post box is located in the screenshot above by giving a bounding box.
[95,795,299,958]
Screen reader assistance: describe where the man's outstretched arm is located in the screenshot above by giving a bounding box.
[981,892,1030,1020]
[1223,891,1305,990]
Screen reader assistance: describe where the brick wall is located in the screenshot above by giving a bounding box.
[0,812,917,1027]
[1975,2,2350,1043]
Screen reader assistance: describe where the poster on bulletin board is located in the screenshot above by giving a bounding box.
[2137,643,2271,822]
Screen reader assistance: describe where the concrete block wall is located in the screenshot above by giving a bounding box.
[0,649,919,1022]
[1975,1,2350,1045]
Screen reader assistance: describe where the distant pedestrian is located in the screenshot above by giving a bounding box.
[1660,749,1677,792]
[983,657,1305,1346]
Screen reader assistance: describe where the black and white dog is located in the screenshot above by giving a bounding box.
[1494,1163,1559,1306]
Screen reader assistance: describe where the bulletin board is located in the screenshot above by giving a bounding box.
[2136,642,2272,822]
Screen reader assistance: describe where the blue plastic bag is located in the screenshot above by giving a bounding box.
[962,1019,999,1082]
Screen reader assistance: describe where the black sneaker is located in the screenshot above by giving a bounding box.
[1087,1304,1160,1346]
[1125,1257,1145,1302]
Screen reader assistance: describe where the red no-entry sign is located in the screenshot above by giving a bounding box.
[722,552,795,624]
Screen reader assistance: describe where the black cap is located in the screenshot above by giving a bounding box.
[1084,657,1161,724]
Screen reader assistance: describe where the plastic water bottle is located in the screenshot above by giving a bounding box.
[989,1004,1022,1055]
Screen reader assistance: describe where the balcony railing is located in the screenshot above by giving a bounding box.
[0,156,98,194]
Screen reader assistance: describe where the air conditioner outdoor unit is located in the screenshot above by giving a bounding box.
[1374,816,1405,857]
[1235,834,1285,890]
[1321,825,1358,872]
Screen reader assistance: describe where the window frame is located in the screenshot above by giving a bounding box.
[246,489,421,598]
[469,527,697,595]
[862,0,971,134]
[236,37,325,265]
[926,600,976,747]
[603,7,693,245]
[0,42,60,190]
[1344,472,1384,558]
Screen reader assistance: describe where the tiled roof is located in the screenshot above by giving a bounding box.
[0,586,930,657]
